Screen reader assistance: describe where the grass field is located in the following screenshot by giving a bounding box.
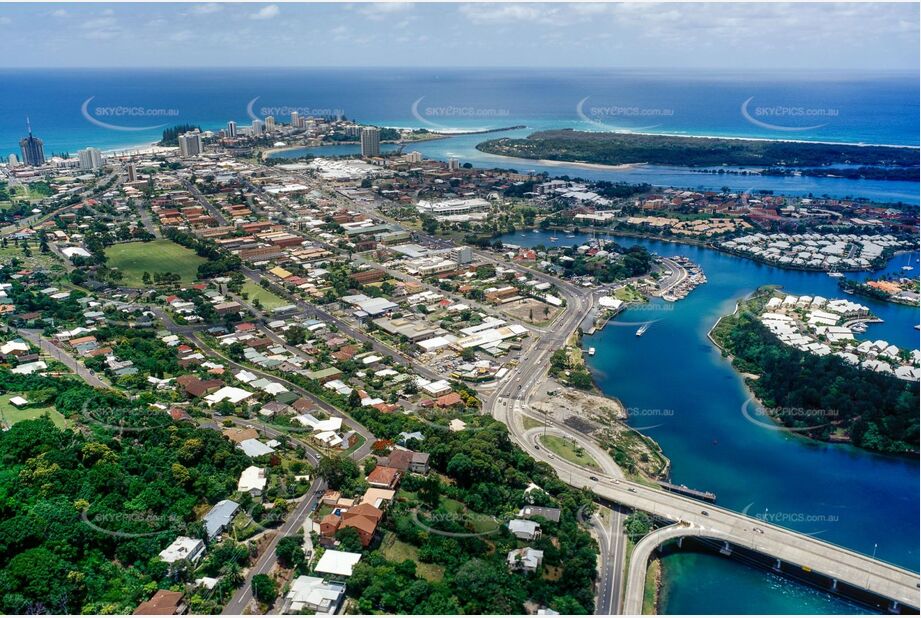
[380,532,445,582]
[539,434,600,470]
[0,395,69,429]
[522,416,544,430]
[105,239,206,287]
[241,280,289,310]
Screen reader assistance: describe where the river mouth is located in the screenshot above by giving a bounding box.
[500,229,919,613]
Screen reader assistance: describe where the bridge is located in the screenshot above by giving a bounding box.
[500,398,920,613]
[623,524,919,614]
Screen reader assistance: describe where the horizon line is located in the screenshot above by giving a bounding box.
[1,65,918,74]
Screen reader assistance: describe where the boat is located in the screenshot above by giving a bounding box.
[549,236,558,242]
[827,271,844,278]
[636,323,649,337]
[587,347,596,356]
[902,265,914,271]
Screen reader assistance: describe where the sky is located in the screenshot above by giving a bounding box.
[0,2,918,71]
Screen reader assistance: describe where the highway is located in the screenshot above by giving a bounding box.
[593,507,627,615]
[478,248,920,613]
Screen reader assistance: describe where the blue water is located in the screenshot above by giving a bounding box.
[504,230,920,613]
[276,133,921,205]
[3,68,918,203]
[6,68,918,612]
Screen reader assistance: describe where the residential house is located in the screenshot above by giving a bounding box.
[508,519,541,540]
[237,466,267,496]
[284,576,346,614]
[366,465,401,489]
[507,547,544,573]
[517,505,561,523]
[341,502,384,547]
[133,590,186,615]
[158,536,205,569]
[202,499,240,540]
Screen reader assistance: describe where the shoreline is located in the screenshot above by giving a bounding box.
[520,224,913,275]
[484,126,921,150]
[708,287,919,456]
[262,124,525,160]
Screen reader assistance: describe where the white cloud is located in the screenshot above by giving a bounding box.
[458,4,548,25]
[356,2,413,20]
[190,3,223,15]
[252,4,280,20]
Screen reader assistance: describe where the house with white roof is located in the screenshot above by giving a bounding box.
[237,466,267,496]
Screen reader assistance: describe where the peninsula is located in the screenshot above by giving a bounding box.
[476,129,920,179]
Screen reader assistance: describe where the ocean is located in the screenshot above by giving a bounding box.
[3,67,918,150]
[5,67,919,614]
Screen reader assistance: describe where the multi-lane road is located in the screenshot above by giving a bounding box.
[482,256,919,614]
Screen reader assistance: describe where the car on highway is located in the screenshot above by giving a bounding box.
[701,510,710,516]
[589,475,599,481]
[627,487,636,493]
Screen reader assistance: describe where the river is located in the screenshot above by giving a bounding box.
[502,229,919,614]
[270,129,921,205]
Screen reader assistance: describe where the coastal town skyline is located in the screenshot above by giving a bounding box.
[0,2,918,617]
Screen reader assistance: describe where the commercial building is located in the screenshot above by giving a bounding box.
[78,147,104,171]
[416,198,489,217]
[226,121,237,137]
[19,119,45,166]
[360,127,380,157]
[178,131,202,157]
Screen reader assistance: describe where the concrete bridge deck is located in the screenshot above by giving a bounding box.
[501,400,920,613]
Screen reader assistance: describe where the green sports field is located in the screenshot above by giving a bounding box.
[105,239,206,287]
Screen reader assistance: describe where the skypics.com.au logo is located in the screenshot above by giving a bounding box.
[740,97,837,133]
[81,97,179,132]
[576,96,674,132]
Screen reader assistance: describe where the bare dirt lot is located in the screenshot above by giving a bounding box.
[499,297,561,324]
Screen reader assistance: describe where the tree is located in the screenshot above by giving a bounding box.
[251,574,277,605]
[317,455,359,490]
[275,536,305,569]
[419,475,441,507]
[348,389,362,410]
[452,559,525,614]
[624,511,652,541]
[335,526,364,552]
[569,370,593,390]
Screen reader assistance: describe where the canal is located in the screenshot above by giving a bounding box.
[503,229,919,614]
